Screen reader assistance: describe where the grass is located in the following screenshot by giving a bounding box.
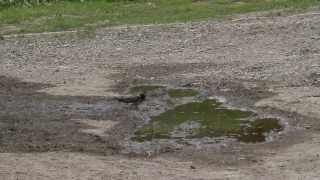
[0,0,320,34]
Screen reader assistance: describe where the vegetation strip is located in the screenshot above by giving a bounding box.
[1,0,320,34]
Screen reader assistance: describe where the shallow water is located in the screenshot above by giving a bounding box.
[132,99,282,143]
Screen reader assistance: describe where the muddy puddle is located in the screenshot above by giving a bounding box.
[132,99,283,143]
[0,76,285,155]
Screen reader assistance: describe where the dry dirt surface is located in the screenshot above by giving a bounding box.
[0,10,320,180]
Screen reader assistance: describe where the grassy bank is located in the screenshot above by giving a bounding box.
[0,0,320,34]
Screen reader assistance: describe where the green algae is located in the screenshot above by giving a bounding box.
[168,89,199,98]
[132,100,283,143]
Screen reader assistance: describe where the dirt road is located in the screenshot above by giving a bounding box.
[0,10,320,179]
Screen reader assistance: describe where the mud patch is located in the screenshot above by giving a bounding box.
[132,99,283,143]
[0,76,130,154]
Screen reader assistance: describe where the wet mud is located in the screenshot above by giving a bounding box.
[0,76,133,154]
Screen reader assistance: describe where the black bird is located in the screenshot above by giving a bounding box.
[116,93,146,104]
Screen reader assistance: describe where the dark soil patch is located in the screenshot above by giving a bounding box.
[0,76,130,154]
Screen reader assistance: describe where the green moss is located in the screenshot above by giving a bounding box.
[132,100,283,143]
[168,89,199,98]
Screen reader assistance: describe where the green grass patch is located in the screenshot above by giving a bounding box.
[1,0,320,34]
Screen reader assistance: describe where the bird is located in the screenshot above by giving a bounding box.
[116,93,146,104]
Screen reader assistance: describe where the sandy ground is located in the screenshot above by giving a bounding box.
[0,9,320,179]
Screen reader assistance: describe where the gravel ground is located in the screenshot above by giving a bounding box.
[0,10,320,179]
